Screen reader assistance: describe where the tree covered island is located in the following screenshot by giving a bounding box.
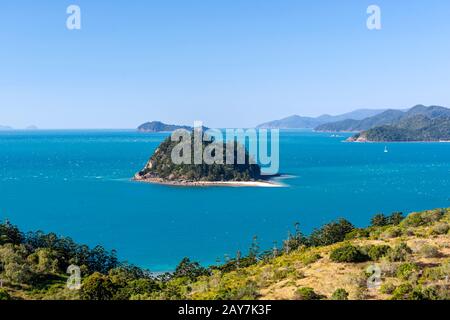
[134,130,278,187]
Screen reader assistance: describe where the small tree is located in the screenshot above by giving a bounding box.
[248,236,260,261]
[388,243,412,262]
[388,212,404,225]
[173,258,209,281]
[309,219,354,246]
[81,272,116,300]
[283,222,308,252]
[371,214,389,227]
[331,288,349,300]
[0,221,24,245]
[0,244,33,284]
[0,289,11,300]
[294,287,325,300]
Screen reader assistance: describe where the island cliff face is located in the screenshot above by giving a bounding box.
[134,133,262,184]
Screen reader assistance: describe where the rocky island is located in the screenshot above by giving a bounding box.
[134,132,280,187]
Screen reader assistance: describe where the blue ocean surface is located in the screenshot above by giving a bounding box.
[0,130,449,271]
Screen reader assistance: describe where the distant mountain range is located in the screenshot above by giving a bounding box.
[257,104,450,142]
[257,109,387,129]
[316,105,450,132]
[0,125,38,130]
[346,105,450,142]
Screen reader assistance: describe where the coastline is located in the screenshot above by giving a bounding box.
[133,175,284,188]
[346,139,450,143]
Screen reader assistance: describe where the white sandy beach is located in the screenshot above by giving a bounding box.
[133,176,284,188]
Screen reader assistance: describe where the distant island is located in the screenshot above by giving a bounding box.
[0,125,12,131]
[137,121,194,133]
[343,105,450,142]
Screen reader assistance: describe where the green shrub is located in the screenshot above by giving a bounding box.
[419,244,440,258]
[81,272,117,300]
[382,227,402,239]
[379,282,396,294]
[421,285,449,300]
[344,228,370,240]
[431,223,449,235]
[396,263,419,280]
[0,289,11,300]
[422,261,450,281]
[299,252,321,265]
[331,288,349,300]
[272,268,290,281]
[216,280,260,300]
[330,244,370,263]
[393,283,448,300]
[401,210,444,228]
[294,287,324,300]
[422,267,443,281]
[391,283,414,300]
[365,245,391,261]
[388,243,412,262]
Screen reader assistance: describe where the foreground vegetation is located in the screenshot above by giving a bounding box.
[1,208,449,300]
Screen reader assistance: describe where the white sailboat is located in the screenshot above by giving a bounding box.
[384,146,389,153]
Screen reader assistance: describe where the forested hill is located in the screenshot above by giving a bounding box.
[347,115,450,142]
[134,133,262,182]
[316,105,450,132]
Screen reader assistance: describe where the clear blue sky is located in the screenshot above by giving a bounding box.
[1,0,449,129]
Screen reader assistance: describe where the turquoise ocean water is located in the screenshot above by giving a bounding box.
[0,130,449,271]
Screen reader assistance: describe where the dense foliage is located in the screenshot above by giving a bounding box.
[349,110,450,142]
[330,244,370,263]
